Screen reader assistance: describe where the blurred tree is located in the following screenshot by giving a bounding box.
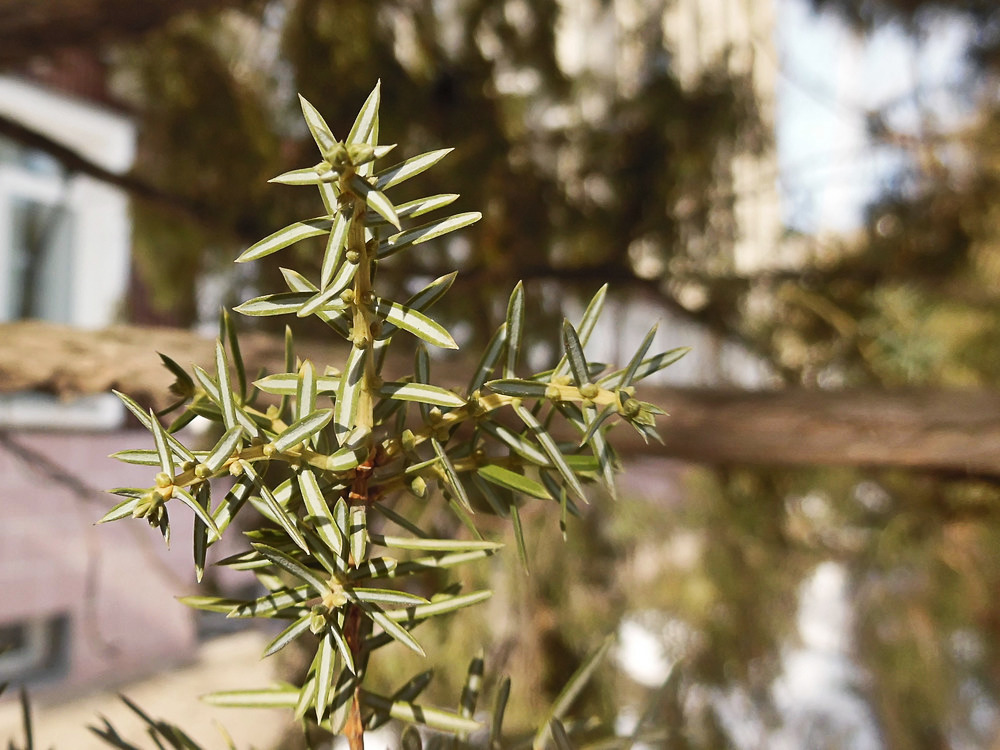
[0,0,258,65]
[4,0,1000,747]
[4,0,762,339]
[677,2,1000,746]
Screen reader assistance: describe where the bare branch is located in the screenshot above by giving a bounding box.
[0,111,238,233]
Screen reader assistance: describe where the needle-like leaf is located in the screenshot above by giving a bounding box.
[349,174,400,230]
[269,166,325,185]
[148,408,174,477]
[314,629,339,723]
[432,439,474,513]
[320,208,350,290]
[298,468,342,556]
[204,685,300,709]
[513,403,587,505]
[459,649,484,728]
[263,615,312,658]
[469,322,507,394]
[368,534,501,552]
[328,615,355,675]
[378,213,482,259]
[114,391,193,464]
[374,148,453,191]
[561,320,589,388]
[226,584,312,619]
[349,506,367,564]
[296,360,317,423]
[212,473,253,536]
[334,345,367,440]
[273,409,333,454]
[174,485,220,539]
[372,297,457,349]
[367,609,425,657]
[255,372,340,396]
[252,543,328,593]
[221,309,247,402]
[234,292,315,317]
[553,284,608,379]
[617,323,658,388]
[511,503,529,575]
[479,418,550,466]
[349,588,428,607]
[478,464,550,500]
[379,381,465,408]
[299,94,338,156]
[298,263,356,318]
[242,464,308,552]
[346,81,381,145]
[236,218,331,263]
[486,378,550,399]
[380,590,493,623]
[532,635,614,750]
[599,346,691,385]
[360,692,481,734]
[490,676,511,749]
[505,282,524,378]
[215,340,237,431]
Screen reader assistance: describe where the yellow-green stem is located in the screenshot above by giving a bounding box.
[343,170,375,750]
[346,186,377,434]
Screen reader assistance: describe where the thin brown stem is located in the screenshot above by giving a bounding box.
[343,605,365,750]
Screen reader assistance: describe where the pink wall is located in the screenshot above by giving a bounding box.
[0,429,204,698]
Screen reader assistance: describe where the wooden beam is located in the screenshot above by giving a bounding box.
[621,386,1000,477]
[4,321,999,477]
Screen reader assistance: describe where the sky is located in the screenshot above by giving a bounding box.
[776,0,977,233]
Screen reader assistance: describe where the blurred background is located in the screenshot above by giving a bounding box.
[1,0,1000,747]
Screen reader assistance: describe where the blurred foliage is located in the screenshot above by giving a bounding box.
[724,0,1000,392]
[108,0,760,342]
[7,0,1000,746]
[106,0,1000,746]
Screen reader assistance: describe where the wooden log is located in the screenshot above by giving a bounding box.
[623,386,1000,477]
[4,321,1000,477]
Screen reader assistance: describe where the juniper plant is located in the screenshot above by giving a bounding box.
[101,82,687,749]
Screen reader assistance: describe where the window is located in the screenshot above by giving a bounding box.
[5,196,74,322]
[0,136,62,177]
[0,613,70,683]
[0,138,74,324]
[0,84,133,431]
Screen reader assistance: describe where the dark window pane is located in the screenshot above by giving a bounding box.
[6,196,74,322]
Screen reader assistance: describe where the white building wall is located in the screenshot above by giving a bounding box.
[663,0,793,274]
[0,76,135,428]
[553,0,784,385]
[0,75,134,329]
[67,175,132,328]
[0,76,134,173]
